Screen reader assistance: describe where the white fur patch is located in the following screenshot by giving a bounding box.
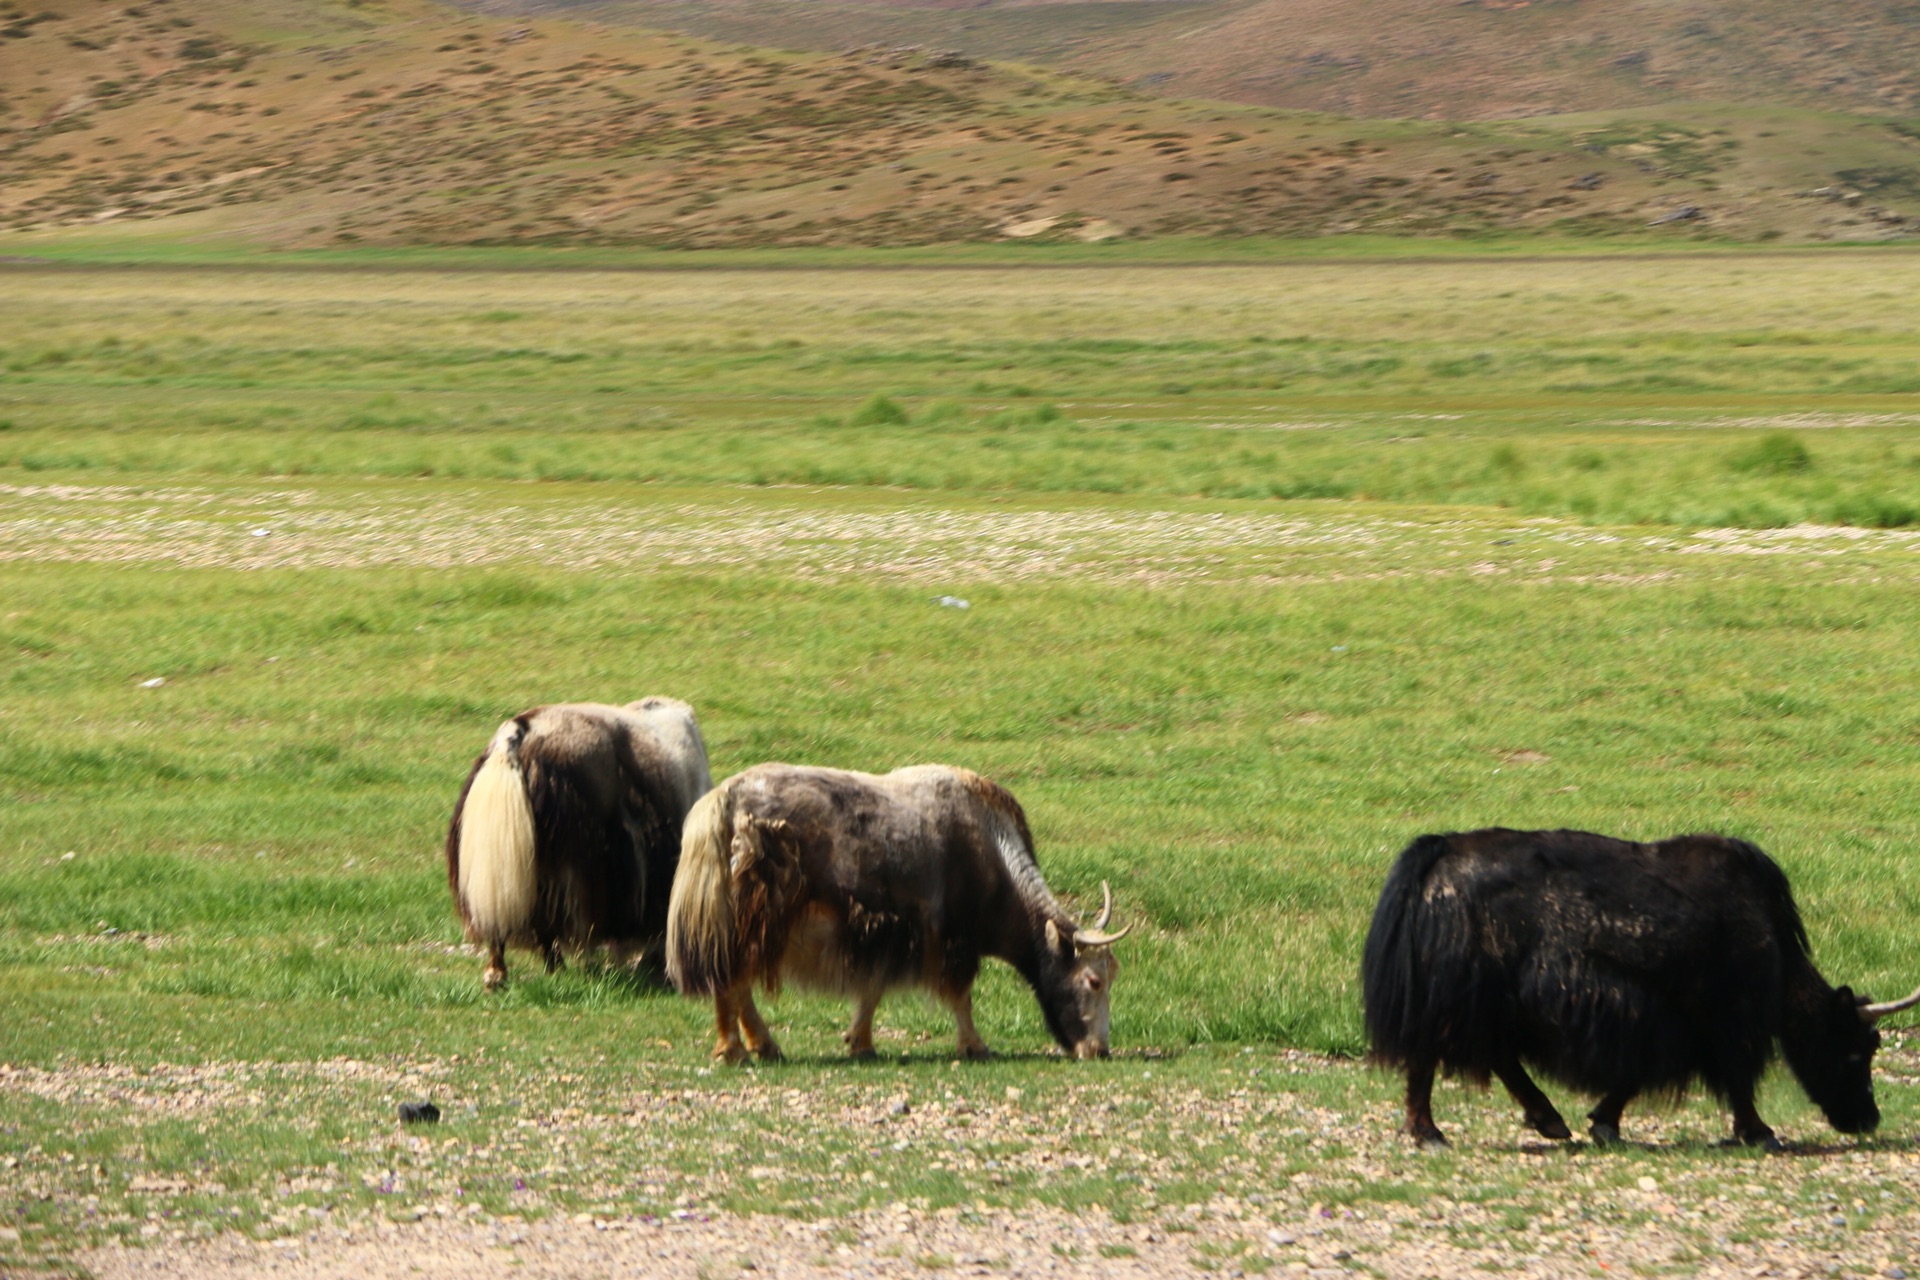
[984,803,1060,920]
[664,785,735,995]
[457,736,536,944]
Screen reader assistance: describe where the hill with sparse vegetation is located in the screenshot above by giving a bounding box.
[4,0,1920,248]
[471,0,1920,121]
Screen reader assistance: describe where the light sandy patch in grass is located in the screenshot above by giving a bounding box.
[1610,414,1920,430]
[7,479,1920,586]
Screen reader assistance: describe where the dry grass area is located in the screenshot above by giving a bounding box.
[6,0,1920,246]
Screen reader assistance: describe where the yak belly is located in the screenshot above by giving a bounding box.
[774,900,932,996]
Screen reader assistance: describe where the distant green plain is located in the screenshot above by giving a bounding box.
[5,251,1920,1268]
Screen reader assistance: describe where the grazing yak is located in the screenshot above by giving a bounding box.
[1362,828,1920,1148]
[665,763,1130,1063]
[446,698,712,990]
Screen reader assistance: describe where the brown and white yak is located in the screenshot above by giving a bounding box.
[445,698,713,991]
[665,763,1130,1063]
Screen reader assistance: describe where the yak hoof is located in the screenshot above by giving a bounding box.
[1728,1129,1782,1153]
[1588,1122,1622,1147]
[714,1043,750,1066]
[482,968,506,992]
[958,1044,993,1062]
[1529,1113,1573,1141]
[1407,1125,1449,1149]
[753,1042,785,1064]
[847,1047,878,1062]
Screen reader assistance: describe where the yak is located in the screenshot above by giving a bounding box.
[664,763,1130,1063]
[445,698,712,990]
[1362,828,1920,1149]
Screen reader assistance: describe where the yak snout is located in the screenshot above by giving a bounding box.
[1828,1102,1880,1135]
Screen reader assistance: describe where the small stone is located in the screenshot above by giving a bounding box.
[1267,1229,1296,1246]
[888,1099,911,1117]
[1886,1268,1908,1280]
[1005,1087,1024,1102]
[1830,1216,1848,1228]
[398,1101,440,1125]
[1636,1176,1658,1192]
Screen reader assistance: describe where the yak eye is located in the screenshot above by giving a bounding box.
[1085,974,1103,992]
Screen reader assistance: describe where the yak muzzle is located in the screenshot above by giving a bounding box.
[1830,1106,1880,1135]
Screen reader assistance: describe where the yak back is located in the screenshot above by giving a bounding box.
[724,763,1042,997]
[516,701,698,947]
[1362,828,1813,1099]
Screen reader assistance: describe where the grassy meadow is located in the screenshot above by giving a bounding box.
[6,248,1920,1272]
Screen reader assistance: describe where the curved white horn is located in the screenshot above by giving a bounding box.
[1073,922,1131,948]
[1074,883,1129,947]
[1861,984,1920,1022]
[1092,880,1113,931]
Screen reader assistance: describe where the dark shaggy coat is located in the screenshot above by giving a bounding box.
[1361,828,1885,1147]
[445,697,711,989]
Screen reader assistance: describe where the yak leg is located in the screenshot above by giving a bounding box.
[1726,1084,1782,1151]
[541,937,565,975]
[1587,1090,1634,1146]
[482,942,508,992]
[736,987,783,1062]
[844,991,882,1060]
[1493,1054,1572,1140]
[711,989,749,1065]
[944,988,991,1061]
[1403,1055,1447,1147]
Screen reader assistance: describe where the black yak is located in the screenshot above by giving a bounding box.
[664,763,1130,1063]
[445,698,712,990]
[1362,828,1920,1148]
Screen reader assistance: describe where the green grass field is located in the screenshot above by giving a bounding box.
[6,249,1920,1274]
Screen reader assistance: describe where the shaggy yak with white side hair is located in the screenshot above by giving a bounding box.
[665,763,1130,1063]
[445,698,712,990]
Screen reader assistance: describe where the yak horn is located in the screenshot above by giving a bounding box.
[1074,882,1130,947]
[1073,923,1131,947]
[1860,984,1920,1022]
[1092,880,1114,931]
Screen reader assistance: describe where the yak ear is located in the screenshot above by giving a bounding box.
[1044,919,1070,956]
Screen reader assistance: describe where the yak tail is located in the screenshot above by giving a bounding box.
[1360,833,1470,1070]
[454,720,538,946]
[665,783,737,996]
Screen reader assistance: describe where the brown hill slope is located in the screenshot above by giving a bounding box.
[3,0,1919,248]
[1085,0,1920,119]
[485,0,1920,121]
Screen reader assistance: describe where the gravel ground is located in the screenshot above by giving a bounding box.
[75,1186,1920,1279]
[20,1044,1920,1279]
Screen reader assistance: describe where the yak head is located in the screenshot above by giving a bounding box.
[1037,882,1131,1059]
[1787,982,1920,1134]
